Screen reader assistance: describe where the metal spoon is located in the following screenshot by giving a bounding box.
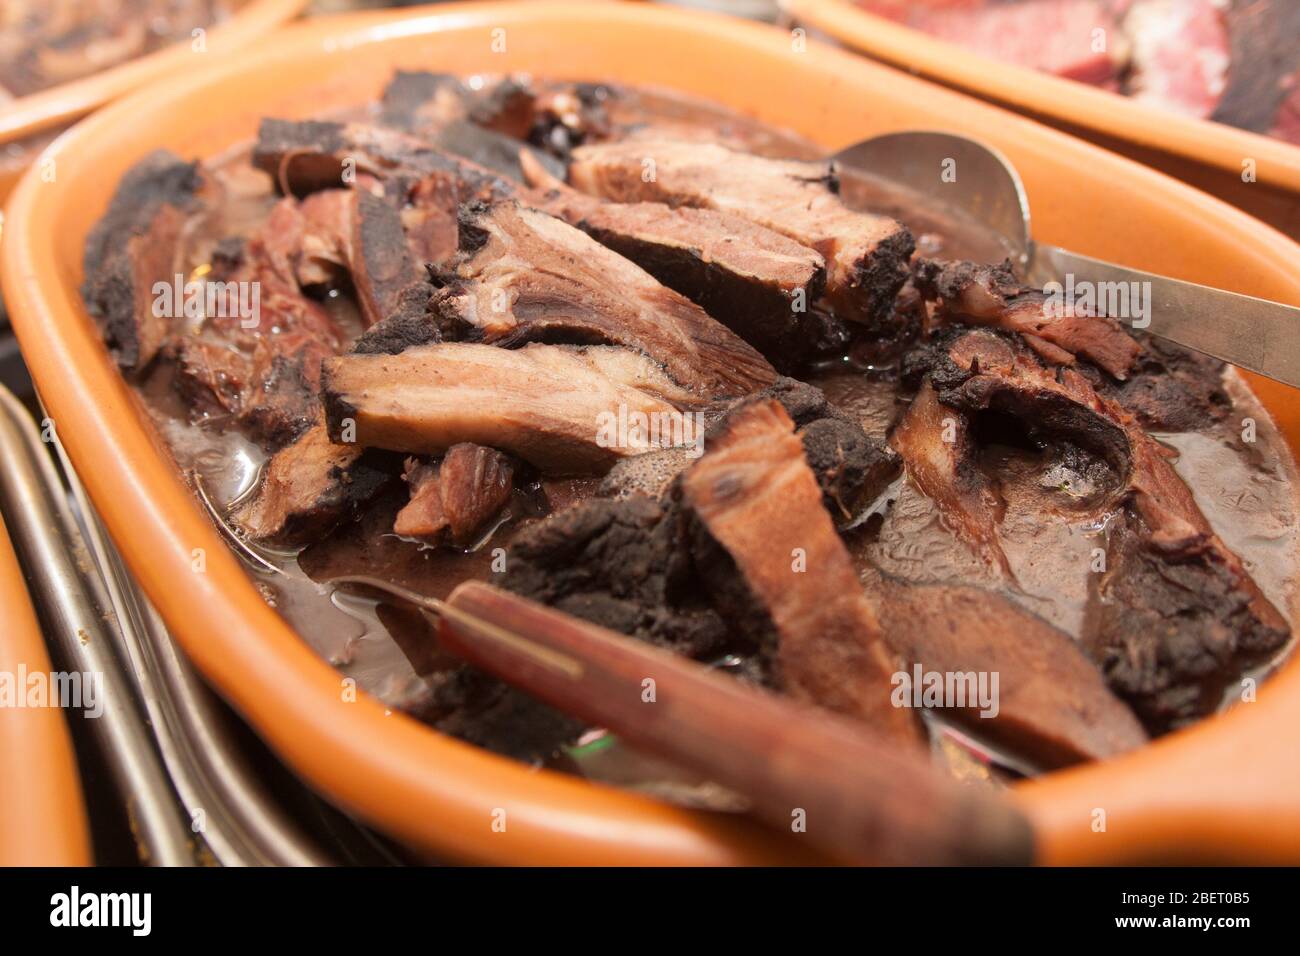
[835,131,1300,389]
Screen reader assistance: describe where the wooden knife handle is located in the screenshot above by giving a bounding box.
[440,580,1035,866]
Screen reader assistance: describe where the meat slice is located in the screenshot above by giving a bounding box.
[502,494,730,659]
[82,151,203,373]
[597,376,901,520]
[168,197,348,449]
[872,572,1147,770]
[678,399,923,745]
[321,342,702,472]
[293,187,423,328]
[252,119,513,203]
[521,152,833,371]
[916,258,1143,380]
[231,424,395,546]
[393,444,515,546]
[566,139,915,330]
[756,378,901,522]
[430,200,777,396]
[392,460,446,541]
[920,327,1290,729]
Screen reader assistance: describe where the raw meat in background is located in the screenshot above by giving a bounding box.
[857,0,1300,145]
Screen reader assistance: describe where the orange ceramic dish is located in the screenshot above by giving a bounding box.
[0,513,91,866]
[5,2,1300,865]
[782,0,1300,237]
[0,0,309,203]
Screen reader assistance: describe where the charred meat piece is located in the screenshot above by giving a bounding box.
[915,258,1143,380]
[521,152,832,371]
[502,494,730,659]
[82,151,203,373]
[871,571,1147,770]
[289,188,423,329]
[1098,333,1230,432]
[231,424,396,546]
[378,71,468,133]
[592,375,900,521]
[394,444,515,546]
[376,71,569,180]
[167,197,349,448]
[1086,510,1286,732]
[924,327,1290,729]
[321,342,701,472]
[430,200,777,396]
[566,139,915,330]
[678,399,923,745]
[756,377,901,522]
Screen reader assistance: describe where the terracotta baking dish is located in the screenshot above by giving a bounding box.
[782,0,1300,238]
[0,0,309,203]
[0,513,90,865]
[5,1,1300,865]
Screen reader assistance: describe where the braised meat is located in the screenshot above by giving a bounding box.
[521,152,834,371]
[393,444,515,546]
[911,326,1290,728]
[565,139,915,332]
[232,424,396,546]
[321,342,702,472]
[915,258,1143,380]
[82,70,1297,827]
[82,151,203,373]
[429,200,777,396]
[678,399,924,745]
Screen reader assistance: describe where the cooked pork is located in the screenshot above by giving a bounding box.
[872,572,1147,769]
[565,139,915,331]
[502,494,730,659]
[890,380,1013,577]
[321,342,702,472]
[678,399,923,745]
[916,258,1143,380]
[252,119,513,202]
[82,151,203,373]
[232,424,396,546]
[393,444,515,546]
[915,327,1290,728]
[430,200,777,396]
[521,152,834,370]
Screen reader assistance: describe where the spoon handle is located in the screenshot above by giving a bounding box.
[438,580,1035,866]
[1034,244,1300,390]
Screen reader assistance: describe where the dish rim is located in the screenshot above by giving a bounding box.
[5,1,1300,865]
